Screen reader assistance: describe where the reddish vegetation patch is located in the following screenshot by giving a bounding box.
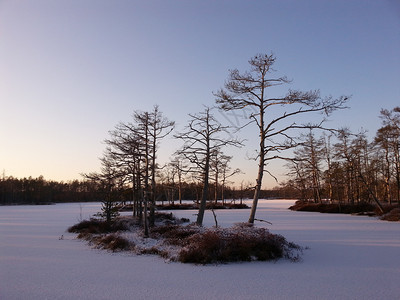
[289,200,400,221]
[381,208,400,221]
[177,224,302,264]
[93,234,134,252]
[289,201,377,214]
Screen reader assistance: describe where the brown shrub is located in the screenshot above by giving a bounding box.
[95,234,134,252]
[178,225,302,264]
[68,217,137,236]
[77,232,93,240]
[381,208,400,221]
[151,224,201,246]
[289,201,377,214]
[138,247,169,258]
[68,219,110,234]
[179,231,220,264]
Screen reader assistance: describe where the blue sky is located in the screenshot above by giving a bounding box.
[1,0,399,188]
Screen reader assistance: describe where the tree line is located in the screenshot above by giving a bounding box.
[0,173,277,206]
[0,176,100,204]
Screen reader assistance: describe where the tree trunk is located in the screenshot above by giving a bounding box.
[178,181,182,205]
[149,132,157,227]
[197,136,211,226]
[197,165,209,226]
[249,105,265,224]
[143,191,149,237]
[214,172,218,204]
[249,147,264,223]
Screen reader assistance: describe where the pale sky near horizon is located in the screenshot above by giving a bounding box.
[1,0,399,188]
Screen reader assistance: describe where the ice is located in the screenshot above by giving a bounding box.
[1,200,399,299]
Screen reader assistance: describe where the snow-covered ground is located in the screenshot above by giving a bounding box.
[1,200,399,300]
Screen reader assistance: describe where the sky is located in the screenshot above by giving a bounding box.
[1,0,399,188]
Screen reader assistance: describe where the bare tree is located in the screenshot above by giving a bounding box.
[159,164,177,205]
[215,52,349,223]
[286,129,324,203]
[375,127,394,203]
[379,107,400,203]
[147,105,175,225]
[132,107,174,231]
[174,107,242,226]
[169,155,188,204]
[106,121,143,217]
[333,128,357,204]
[210,149,221,204]
[103,105,174,235]
[211,152,240,205]
[285,160,309,201]
[322,133,334,202]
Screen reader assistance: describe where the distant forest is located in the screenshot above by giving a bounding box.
[0,175,288,205]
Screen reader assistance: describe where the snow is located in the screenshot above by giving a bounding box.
[1,200,399,300]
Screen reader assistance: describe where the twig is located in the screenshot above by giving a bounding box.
[211,208,218,228]
[254,218,273,225]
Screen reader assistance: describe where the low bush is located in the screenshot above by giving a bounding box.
[289,201,377,214]
[381,208,400,221]
[68,219,110,234]
[93,234,134,252]
[68,217,137,235]
[138,247,172,259]
[178,224,302,264]
[151,224,200,246]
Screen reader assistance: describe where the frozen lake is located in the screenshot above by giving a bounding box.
[1,200,399,299]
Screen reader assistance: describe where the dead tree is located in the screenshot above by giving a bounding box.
[106,122,143,218]
[215,52,349,223]
[291,129,324,203]
[322,133,334,202]
[378,107,400,204]
[174,107,242,226]
[169,155,188,205]
[104,106,174,235]
[210,151,240,205]
[147,105,175,225]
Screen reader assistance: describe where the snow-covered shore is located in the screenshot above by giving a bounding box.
[1,200,399,299]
